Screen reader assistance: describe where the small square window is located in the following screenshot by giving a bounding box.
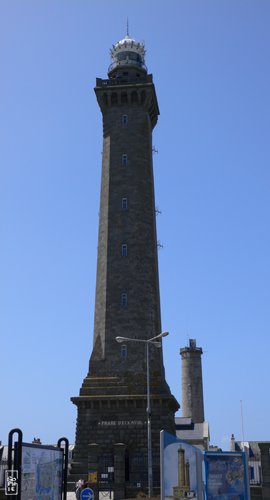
[122,197,128,209]
[122,115,128,125]
[122,154,128,166]
[121,293,128,306]
[121,244,128,257]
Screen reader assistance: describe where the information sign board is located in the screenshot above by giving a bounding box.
[19,443,63,500]
[160,430,204,500]
[204,451,250,499]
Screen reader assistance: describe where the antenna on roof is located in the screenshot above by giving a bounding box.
[126,17,129,37]
[240,399,245,447]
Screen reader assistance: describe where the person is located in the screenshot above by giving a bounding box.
[75,479,84,500]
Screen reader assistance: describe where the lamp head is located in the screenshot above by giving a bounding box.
[149,331,169,341]
[159,331,169,338]
[115,336,126,343]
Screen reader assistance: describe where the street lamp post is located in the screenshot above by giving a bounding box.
[115,331,169,498]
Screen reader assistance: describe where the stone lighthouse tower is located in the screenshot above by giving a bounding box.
[70,33,179,498]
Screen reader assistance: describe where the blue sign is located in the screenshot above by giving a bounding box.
[81,487,94,500]
[204,451,249,499]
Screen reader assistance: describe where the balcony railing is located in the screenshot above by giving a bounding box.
[96,74,152,88]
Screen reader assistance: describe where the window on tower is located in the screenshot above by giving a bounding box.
[121,244,128,257]
[121,293,128,306]
[120,344,128,358]
[122,197,128,209]
[122,114,128,125]
[122,154,128,166]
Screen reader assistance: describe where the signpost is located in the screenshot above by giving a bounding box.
[81,487,94,500]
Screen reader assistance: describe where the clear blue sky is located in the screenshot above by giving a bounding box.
[1,1,270,449]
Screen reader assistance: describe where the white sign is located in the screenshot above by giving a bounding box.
[5,470,19,496]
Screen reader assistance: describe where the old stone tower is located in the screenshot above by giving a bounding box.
[180,339,204,423]
[70,33,179,498]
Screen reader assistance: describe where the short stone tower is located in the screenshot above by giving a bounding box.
[70,33,179,498]
[180,339,204,423]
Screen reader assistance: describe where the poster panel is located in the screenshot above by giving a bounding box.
[20,443,63,500]
[160,430,204,500]
[204,451,250,500]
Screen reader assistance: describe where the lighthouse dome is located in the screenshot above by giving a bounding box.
[108,34,147,77]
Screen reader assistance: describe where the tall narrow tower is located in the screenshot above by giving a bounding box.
[180,339,205,423]
[70,33,179,497]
